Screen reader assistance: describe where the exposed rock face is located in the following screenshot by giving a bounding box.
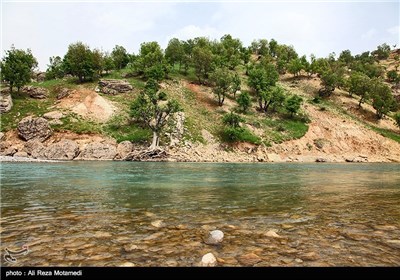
[96,79,133,95]
[200,253,217,267]
[78,142,117,160]
[205,230,224,245]
[115,141,134,160]
[22,86,49,99]
[32,72,46,82]
[0,90,13,113]
[24,140,46,158]
[57,88,72,100]
[151,220,166,228]
[44,140,79,160]
[169,112,185,146]
[237,253,262,266]
[18,116,53,142]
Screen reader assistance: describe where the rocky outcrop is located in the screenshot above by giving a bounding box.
[44,140,79,160]
[22,86,49,99]
[169,112,185,146]
[115,141,134,160]
[18,116,53,142]
[0,90,13,113]
[32,72,46,82]
[57,88,72,100]
[43,111,64,125]
[78,142,117,160]
[96,79,133,95]
[24,140,46,158]
[13,151,28,158]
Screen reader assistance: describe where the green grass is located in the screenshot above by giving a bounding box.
[52,114,102,134]
[368,125,400,143]
[262,118,309,143]
[0,92,55,132]
[103,114,151,144]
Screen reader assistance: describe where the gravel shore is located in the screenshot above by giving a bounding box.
[0,156,60,162]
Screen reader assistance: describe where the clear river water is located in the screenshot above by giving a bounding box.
[1,162,399,266]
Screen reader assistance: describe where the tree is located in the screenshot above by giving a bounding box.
[192,46,214,84]
[348,72,371,107]
[338,49,353,65]
[248,63,279,110]
[210,68,233,106]
[269,39,278,57]
[63,42,95,82]
[263,86,286,113]
[319,70,338,97]
[92,49,104,78]
[45,56,64,80]
[111,45,129,70]
[285,95,303,117]
[237,91,251,113]
[134,41,166,81]
[372,43,391,60]
[220,34,243,70]
[231,73,241,98]
[370,79,395,119]
[130,79,181,150]
[222,111,245,141]
[287,58,303,77]
[103,52,115,74]
[0,46,37,92]
[165,38,184,70]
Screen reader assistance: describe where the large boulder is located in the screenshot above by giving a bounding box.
[78,142,117,160]
[22,86,49,99]
[18,116,53,142]
[24,140,46,158]
[44,139,79,160]
[0,90,13,113]
[115,141,134,160]
[96,79,133,95]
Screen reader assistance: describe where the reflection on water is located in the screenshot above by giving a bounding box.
[1,162,400,266]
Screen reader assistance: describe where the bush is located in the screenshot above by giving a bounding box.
[394,112,400,128]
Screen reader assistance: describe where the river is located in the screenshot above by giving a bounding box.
[1,162,399,266]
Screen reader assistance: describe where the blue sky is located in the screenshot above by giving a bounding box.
[2,0,399,70]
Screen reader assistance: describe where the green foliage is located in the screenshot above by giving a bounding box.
[210,67,234,106]
[262,85,286,113]
[133,41,166,81]
[287,58,303,77]
[130,78,181,148]
[63,42,96,82]
[0,46,38,92]
[394,112,400,128]
[111,45,130,70]
[370,79,395,119]
[387,70,400,83]
[248,63,279,110]
[165,38,185,69]
[319,70,338,97]
[219,34,243,70]
[222,112,260,144]
[372,43,391,60]
[285,95,303,116]
[192,45,214,84]
[338,49,353,65]
[237,91,252,113]
[263,118,309,143]
[223,111,243,128]
[348,72,371,107]
[104,114,151,143]
[45,56,64,80]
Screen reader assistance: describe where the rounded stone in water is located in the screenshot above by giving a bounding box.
[205,230,224,245]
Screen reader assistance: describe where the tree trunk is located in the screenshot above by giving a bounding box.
[358,96,364,108]
[149,131,159,150]
[258,96,263,111]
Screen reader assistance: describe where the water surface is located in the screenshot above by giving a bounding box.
[1,162,399,266]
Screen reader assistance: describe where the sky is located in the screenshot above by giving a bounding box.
[2,0,399,71]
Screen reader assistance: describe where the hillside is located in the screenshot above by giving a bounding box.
[1,45,400,163]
